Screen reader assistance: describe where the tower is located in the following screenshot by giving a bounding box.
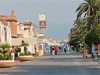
[39,14,46,36]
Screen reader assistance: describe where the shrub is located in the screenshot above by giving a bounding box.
[0,44,12,60]
[19,51,32,56]
[15,48,21,52]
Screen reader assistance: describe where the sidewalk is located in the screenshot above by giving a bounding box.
[0,50,100,75]
[74,49,100,64]
[92,58,100,64]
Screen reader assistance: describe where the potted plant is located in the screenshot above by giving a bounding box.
[10,49,16,60]
[15,40,36,62]
[15,48,21,57]
[21,40,29,52]
[0,44,19,68]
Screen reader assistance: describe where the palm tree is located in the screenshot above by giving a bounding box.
[76,0,100,28]
[0,44,11,54]
[0,44,12,60]
[21,40,29,52]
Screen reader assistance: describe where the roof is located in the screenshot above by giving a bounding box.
[2,21,8,26]
[19,22,22,24]
[23,20,32,25]
[0,15,7,17]
[38,36,44,39]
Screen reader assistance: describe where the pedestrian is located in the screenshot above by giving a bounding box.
[67,44,70,53]
[61,45,64,55]
[52,46,55,56]
[54,46,58,55]
[50,46,53,55]
[64,45,66,53]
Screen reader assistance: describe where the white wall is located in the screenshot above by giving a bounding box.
[27,44,35,54]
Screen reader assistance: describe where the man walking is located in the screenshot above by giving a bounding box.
[54,46,58,55]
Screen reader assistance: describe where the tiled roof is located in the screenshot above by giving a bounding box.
[0,15,7,17]
[38,36,44,39]
[2,21,8,26]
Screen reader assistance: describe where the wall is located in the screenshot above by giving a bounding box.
[24,29,30,38]
[11,37,38,46]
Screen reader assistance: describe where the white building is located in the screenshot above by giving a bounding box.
[0,21,11,45]
[0,20,39,54]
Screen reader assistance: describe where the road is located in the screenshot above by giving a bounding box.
[0,50,100,75]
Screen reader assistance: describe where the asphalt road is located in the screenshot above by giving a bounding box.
[0,49,100,75]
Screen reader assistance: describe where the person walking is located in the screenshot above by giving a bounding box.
[67,44,70,53]
[61,45,64,55]
[54,46,58,55]
[50,46,53,55]
[64,45,67,53]
[52,46,55,56]
[59,46,61,50]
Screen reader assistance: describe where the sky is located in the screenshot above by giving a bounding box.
[0,0,84,40]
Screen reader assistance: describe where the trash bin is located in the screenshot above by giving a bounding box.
[83,50,87,58]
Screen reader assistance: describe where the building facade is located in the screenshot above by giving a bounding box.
[0,21,11,44]
[0,10,39,54]
[0,9,17,37]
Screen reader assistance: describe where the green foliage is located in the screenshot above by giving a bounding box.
[0,44,12,60]
[85,32,92,46]
[0,54,5,60]
[0,51,12,60]
[76,0,100,28]
[0,44,11,54]
[21,40,29,47]
[15,48,21,52]
[0,44,11,51]
[21,40,29,52]
[6,52,12,60]
[70,0,100,51]
[19,51,32,56]
[69,37,80,47]
[85,24,100,45]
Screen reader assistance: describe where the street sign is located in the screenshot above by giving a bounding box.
[39,21,46,28]
[39,14,46,21]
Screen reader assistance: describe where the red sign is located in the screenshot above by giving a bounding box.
[98,44,100,55]
[39,21,46,28]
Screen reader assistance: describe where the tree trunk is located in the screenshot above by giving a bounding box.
[92,43,94,52]
[90,9,97,28]
[92,12,96,28]
[92,43,94,57]
[92,17,96,28]
[24,47,27,52]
